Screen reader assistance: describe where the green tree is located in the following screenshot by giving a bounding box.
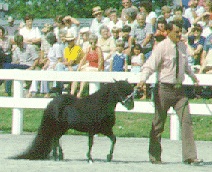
[5,0,123,19]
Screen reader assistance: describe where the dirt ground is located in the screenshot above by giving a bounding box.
[1,134,212,172]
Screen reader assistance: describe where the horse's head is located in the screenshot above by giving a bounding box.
[113,80,135,110]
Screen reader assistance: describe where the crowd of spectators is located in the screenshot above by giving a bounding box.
[0,0,212,98]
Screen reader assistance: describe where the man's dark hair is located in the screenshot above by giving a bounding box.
[167,21,182,31]
[24,15,34,22]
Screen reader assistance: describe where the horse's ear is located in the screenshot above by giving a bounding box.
[113,78,117,83]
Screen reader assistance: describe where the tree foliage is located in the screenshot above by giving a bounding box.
[5,0,122,19]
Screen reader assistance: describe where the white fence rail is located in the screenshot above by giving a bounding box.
[1,69,212,140]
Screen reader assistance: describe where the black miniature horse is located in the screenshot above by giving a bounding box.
[10,80,135,162]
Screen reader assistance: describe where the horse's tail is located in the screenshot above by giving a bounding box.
[8,94,77,160]
[8,113,55,160]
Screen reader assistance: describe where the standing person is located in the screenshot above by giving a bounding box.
[63,15,80,39]
[137,21,203,165]
[19,15,41,51]
[89,6,110,38]
[121,0,138,24]
[184,0,205,24]
[173,5,191,33]
[139,2,157,30]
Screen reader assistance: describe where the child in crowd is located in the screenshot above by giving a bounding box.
[131,44,146,99]
[110,40,128,72]
[131,44,145,73]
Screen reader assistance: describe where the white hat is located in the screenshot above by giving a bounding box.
[65,31,75,41]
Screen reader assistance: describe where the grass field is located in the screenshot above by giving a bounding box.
[0,84,212,141]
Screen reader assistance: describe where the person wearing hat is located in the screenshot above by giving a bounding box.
[90,6,110,38]
[51,31,85,94]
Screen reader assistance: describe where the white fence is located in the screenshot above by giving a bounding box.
[1,69,212,140]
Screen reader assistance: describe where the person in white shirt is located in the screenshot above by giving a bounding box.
[90,6,110,38]
[184,0,205,24]
[107,9,123,33]
[19,15,41,51]
[139,2,157,29]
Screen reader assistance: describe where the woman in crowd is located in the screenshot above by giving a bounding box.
[125,7,138,29]
[71,34,104,98]
[107,9,123,33]
[97,25,116,71]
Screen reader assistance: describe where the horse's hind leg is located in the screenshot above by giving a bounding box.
[107,134,116,162]
[87,133,94,163]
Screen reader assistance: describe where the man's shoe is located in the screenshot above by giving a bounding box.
[183,159,203,166]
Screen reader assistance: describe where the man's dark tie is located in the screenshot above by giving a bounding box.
[176,44,179,80]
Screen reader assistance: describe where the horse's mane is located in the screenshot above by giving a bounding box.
[75,83,118,112]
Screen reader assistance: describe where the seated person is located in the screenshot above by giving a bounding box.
[110,40,128,72]
[187,24,205,72]
[52,31,84,93]
[71,34,104,98]
[3,34,39,96]
[199,33,212,73]
[97,25,116,71]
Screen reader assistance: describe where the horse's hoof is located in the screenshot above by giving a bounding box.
[107,154,113,162]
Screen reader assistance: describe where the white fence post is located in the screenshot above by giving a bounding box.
[89,82,100,95]
[170,112,181,140]
[11,80,23,135]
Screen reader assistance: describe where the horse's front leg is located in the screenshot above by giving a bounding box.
[87,133,94,163]
[53,137,64,161]
[107,133,116,162]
